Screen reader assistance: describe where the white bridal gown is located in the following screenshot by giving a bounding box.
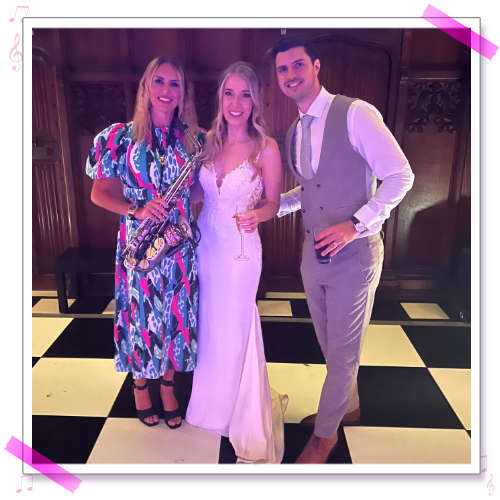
[186,159,287,463]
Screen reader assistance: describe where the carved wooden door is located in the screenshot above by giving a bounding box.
[32,48,78,287]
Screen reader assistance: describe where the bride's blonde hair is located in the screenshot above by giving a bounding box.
[202,61,267,171]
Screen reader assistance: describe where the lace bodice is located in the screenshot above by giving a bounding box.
[199,159,263,232]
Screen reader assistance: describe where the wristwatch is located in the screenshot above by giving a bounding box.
[127,203,138,220]
[351,216,367,233]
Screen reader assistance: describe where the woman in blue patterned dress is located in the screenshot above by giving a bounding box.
[86,57,198,428]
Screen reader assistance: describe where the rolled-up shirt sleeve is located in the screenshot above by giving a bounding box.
[277,185,302,218]
[348,100,415,230]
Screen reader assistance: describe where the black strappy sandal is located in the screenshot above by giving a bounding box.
[132,380,159,427]
[160,379,182,429]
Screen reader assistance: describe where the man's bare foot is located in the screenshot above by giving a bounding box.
[160,380,182,428]
[133,381,159,425]
[295,432,338,463]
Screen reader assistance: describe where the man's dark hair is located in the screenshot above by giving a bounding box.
[271,36,319,64]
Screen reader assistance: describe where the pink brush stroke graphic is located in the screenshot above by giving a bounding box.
[5,436,81,493]
[423,4,498,60]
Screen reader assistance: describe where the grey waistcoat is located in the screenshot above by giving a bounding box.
[285,94,369,238]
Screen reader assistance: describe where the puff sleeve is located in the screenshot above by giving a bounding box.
[85,123,129,180]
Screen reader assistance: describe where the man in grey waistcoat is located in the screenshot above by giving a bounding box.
[272,37,414,463]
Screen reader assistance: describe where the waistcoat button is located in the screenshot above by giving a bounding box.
[316,183,321,188]
[320,206,324,210]
[306,229,311,234]
[301,186,304,191]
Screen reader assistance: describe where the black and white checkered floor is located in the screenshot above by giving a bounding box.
[31,292,471,466]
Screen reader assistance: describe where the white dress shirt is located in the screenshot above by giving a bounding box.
[279,87,414,236]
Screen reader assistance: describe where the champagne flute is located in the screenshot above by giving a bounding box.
[234,202,250,261]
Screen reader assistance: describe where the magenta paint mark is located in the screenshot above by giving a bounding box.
[139,277,150,298]
[176,198,186,218]
[97,162,103,179]
[167,339,179,370]
[141,328,151,348]
[170,295,190,345]
[122,310,129,330]
[107,123,124,161]
[5,437,81,493]
[423,4,499,60]
[128,143,155,192]
[113,323,118,341]
[174,150,185,168]
[174,251,190,296]
[133,350,141,366]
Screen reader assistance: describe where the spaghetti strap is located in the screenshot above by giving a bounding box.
[255,137,268,164]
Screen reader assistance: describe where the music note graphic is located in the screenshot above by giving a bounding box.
[16,474,33,493]
[9,33,22,72]
[487,474,495,496]
[9,5,30,23]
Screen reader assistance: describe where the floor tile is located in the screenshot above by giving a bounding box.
[345,426,471,464]
[32,357,39,367]
[32,415,106,464]
[42,318,114,358]
[257,300,292,317]
[438,301,470,322]
[402,325,471,369]
[32,317,73,357]
[282,424,351,464]
[32,358,127,417]
[103,299,115,315]
[400,302,450,320]
[360,325,425,367]
[262,322,324,364]
[265,292,306,299]
[267,362,326,423]
[32,297,40,307]
[219,436,237,463]
[87,418,220,464]
[357,366,464,429]
[69,296,113,314]
[32,298,75,314]
[429,368,471,430]
[371,300,410,321]
[32,290,58,297]
[290,299,310,318]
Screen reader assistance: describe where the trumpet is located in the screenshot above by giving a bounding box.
[121,132,203,273]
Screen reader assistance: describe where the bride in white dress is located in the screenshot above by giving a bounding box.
[186,62,284,463]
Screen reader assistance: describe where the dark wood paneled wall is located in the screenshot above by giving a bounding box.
[31,28,471,300]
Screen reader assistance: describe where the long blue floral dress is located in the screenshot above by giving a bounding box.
[85,122,198,379]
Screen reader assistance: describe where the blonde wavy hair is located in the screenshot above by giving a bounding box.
[132,56,197,149]
[203,61,267,171]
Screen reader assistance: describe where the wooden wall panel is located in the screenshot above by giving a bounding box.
[32,52,77,283]
[32,162,68,273]
[61,29,130,72]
